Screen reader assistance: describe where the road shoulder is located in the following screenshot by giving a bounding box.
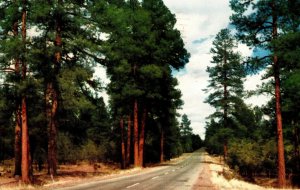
[192,152,219,190]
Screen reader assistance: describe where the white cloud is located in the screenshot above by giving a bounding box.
[163,0,233,139]
[94,65,110,104]
[164,0,269,139]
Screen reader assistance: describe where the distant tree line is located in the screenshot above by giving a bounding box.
[0,0,203,184]
[204,0,300,188]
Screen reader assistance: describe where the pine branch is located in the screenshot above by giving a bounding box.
[76,48,107,66]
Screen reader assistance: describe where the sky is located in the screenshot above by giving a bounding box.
[97,0,269,139]
[162,0,268,139]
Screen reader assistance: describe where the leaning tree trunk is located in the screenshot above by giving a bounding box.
[272,3,286,188]
[20,0,30,184]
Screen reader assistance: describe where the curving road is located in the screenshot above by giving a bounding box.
[56,151,204,190]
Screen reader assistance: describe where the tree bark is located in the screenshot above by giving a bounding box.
[20,0,30,183]
[274,55,286,188]
[47,2,62,176]
[133,100,139,167]
[160,128,164,163]
[271,2,286,188]
[46,83,58,176]
[21,97,30,183]
[138,108,146,167]
[14,108,22,177]
[13,16,22,177]
[120,117,126,169]
[126,115,131,167]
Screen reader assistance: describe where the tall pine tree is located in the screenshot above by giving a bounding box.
[229,0,300,186]
[204,28,245,160]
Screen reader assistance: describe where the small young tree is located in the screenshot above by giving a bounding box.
[180,114,193,152]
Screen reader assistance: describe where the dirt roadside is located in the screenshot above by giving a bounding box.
[194,153,299,190]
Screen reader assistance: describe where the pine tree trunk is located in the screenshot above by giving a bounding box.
[274,55,286,188]
[14,108,22,177]
[126,115,131,167]
[272,3,286,187]
[120,117,126,169]
[20,0,30,183]
[138,108,146,167]
[46,82,58,176]
[21,97,30,183]
[133,100,139,167]
[13,18,22,177]
[223,141,228,162]
[160,128,164,163]
[47,3,62,176]
[223,48,228,161]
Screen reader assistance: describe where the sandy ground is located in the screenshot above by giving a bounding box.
[204,154,299,190]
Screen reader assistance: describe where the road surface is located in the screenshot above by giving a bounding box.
[56,151,204,190]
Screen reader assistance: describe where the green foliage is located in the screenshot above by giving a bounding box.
[228,139,262,170]
[57,133,79,164]
[140,64,163,79]
[180,114,193,152]
[228,138,277,178]
[79,140,106,164]
[204,28,245,121]
[0,0,192,172]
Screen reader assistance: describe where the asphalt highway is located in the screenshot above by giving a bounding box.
[57,150,204,190]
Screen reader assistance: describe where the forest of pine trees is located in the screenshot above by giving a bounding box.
[205,0,300,188]
[1,0,299,188]
[0,0,202,184]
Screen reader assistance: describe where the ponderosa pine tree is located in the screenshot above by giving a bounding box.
[29,0,105,176]
[142,0,189,163]
[103,0,188,167]
[274,31,300,185]
[204,28,245,161]
[0,0,31,183]
[158,74,183,161]
[180,114,193,152]
[0,0,23,177]
[103,0,154,168]
[20,0,30,183]
[229,0,300,186]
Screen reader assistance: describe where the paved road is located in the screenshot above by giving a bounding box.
[57,151,204,190]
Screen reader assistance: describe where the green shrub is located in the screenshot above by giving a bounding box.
[57,133,78,164]
[79,140,106,164]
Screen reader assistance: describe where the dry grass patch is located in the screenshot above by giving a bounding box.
[207,154,299,190]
